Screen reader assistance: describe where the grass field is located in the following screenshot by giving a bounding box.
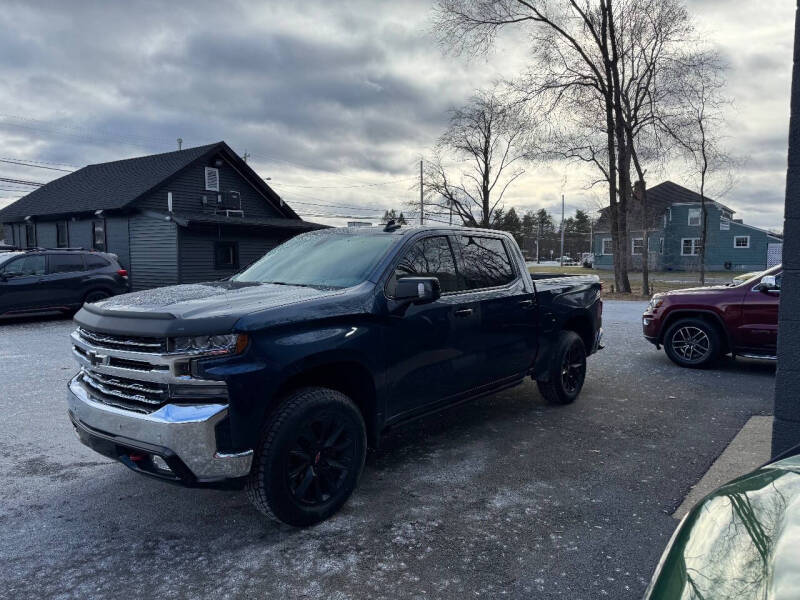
[527,264,737,300]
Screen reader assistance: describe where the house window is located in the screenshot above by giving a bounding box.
[734,235,750,248]
[632,238,644,255]
[681,238,701,256]
[25,222,36,248]
[688,208,701,226]
[659,238,664,254]
[205,167,220,192]
[92,220,106,251]
[214,241,239,270]
[57,221,69,248]
[602,238,613,255]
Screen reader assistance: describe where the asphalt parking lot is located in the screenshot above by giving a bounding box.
[1,301,775,600]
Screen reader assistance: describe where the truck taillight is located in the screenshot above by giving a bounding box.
[117,269,128,277]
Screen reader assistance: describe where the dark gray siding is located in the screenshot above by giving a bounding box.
[177,227,290,284]
[68,219,93,250]
[135,160,282,219]
[106,217,130,269]
[129,215,178,290]
[36,222,57,247]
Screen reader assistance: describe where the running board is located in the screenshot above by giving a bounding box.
[737,353,777,361]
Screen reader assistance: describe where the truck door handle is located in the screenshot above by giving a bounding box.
[519,299,535,309]
[454,308,473,317]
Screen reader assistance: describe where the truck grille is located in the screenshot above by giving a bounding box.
[77,328,168,354]
[80,369,169,413]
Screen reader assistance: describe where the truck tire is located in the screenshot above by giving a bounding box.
[663,317,720,369]
[246,387,367,527]
[83,289,110,304]
[536,331,587,405]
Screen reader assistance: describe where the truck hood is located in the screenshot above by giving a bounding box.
[75,281,368,337]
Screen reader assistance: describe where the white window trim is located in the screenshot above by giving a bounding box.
[687,208,701,227]
[733,235,750,249]
[631,237,644,255]
[681,237,701,256]
[601,238,613,255]
[204,166,220,192]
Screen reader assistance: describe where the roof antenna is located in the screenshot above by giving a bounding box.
[177,138,183,150]
[383,219,401,232]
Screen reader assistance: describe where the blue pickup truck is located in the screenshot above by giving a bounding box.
[67,223,603,526]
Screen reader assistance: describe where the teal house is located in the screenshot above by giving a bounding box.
[592,181,783,272]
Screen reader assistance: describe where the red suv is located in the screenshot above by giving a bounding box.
[642,265,781,368]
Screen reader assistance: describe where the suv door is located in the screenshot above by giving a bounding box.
[453,234,538,386]
[382,234,480,420]
[736,271,781,354]
[0,254,46,313]
[43,253,87,307]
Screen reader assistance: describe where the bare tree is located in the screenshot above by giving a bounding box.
[434,0,634,290]
[422,89,528,227]
[660,53,731,285]
[434,0,720,295]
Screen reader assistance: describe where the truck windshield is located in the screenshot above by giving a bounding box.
[232,231,398,289]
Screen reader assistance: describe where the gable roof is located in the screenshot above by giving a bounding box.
[594,180,734,232]
[0,141,300,222]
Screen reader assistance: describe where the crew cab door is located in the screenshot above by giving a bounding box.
[0,255,46,313]
[736,272,781,354]
[382,234,481,420]
[452,234,538,386]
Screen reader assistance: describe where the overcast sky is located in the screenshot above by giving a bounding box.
[0,0,794,230]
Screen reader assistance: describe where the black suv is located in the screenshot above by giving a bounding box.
[0,248,130,317]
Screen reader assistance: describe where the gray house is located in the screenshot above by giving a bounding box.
[0,142,325,290]
[592,181,783,272]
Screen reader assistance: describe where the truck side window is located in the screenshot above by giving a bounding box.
[458,236,516,290]
[387,236,461,295]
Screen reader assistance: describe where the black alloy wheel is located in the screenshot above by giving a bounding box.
[537,330,587,405]
[286,412,356,506]
[247,387,367,526]
[561,342,587,396]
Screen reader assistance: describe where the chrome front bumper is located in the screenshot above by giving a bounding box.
[67,376,253,482]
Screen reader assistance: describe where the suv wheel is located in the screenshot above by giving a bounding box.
[84,290,110,304]
[663,318,720,369]
[536,331,587,405]
[246,387,367,527]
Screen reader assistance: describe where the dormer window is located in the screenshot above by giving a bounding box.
[205,167,220,192]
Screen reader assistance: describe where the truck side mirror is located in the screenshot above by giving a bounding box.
[393,277,441,305]
[757,275,778,292]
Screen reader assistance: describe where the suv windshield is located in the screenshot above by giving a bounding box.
[232,231,398,288]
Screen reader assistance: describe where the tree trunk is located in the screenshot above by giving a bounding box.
[606,0,632,293]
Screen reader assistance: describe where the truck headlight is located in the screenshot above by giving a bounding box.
[171,333,248,355]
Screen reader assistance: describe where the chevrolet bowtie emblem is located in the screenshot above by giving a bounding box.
[87,350,110,366]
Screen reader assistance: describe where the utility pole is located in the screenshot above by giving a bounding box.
[419,159,424,225]
[536,222,541,264]
[177,138,183,151]
[560,193,566,267]
[242,151,250,163]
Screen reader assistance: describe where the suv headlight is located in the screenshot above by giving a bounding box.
[648,296,664,311]
[171,333,248,355]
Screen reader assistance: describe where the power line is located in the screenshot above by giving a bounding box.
[271,177,415,190]
[0,158,74,172]
[0,177,44,187]
[0,156,79,168]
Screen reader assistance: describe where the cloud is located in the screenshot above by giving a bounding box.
[0,0,794,231]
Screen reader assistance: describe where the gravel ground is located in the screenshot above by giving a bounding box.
[0,302,775,600]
